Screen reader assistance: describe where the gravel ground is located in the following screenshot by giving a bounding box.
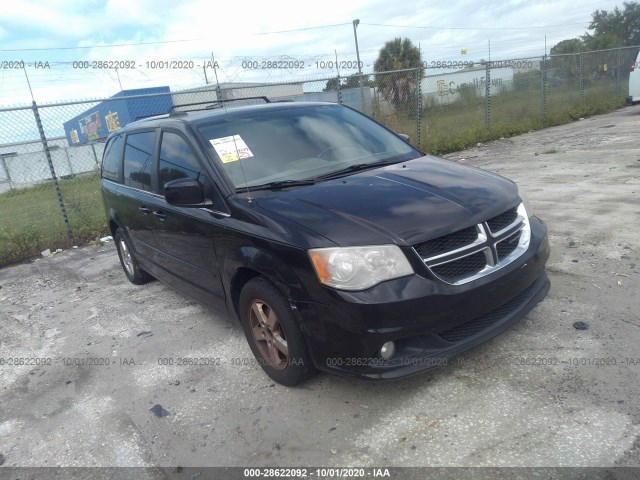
[0,106,639,474]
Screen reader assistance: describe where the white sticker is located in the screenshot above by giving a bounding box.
[209,135,254,164]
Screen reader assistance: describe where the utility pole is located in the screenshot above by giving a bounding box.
[115,68,123,90]
[353,19,363,76]
[212,52,222,101]
[352,19,366,113]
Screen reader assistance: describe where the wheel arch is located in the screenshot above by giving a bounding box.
[224,245,308,321]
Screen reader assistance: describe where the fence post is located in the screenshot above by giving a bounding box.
[63,148,74,176]
[358,74,366,114]
[91,143,100,169]
[32,101,74,246]
[1,157,11,186]
[336,75,342,104]
[616,47,622,97]
[540,55,547,125]
[485,62,491,128]
[415,68,422,149]
[579,52,584,105]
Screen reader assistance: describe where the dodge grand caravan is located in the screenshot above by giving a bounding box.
[100,101,550,386]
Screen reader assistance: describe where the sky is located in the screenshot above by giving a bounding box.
[0,0,623,105]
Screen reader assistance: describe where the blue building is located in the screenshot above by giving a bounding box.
[63,87,173,146]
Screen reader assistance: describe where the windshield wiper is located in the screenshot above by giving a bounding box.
[240,179,317,192]
[315,159,402,181]
[237,158,405,192]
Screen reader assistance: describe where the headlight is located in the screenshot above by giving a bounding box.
[308,245,414,290]
[518,187,533,217]
[517,201,531,251]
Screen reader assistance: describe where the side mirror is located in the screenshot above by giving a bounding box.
[164,178,210,208]
[398,133,410,142]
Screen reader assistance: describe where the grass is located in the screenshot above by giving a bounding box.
[0,172,107,267]
[0,79,631,267]
[373,78,628,155]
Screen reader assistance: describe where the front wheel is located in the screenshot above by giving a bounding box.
[239,277,315,386]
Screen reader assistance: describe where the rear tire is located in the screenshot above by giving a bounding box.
[114,228,151,285]
[239,277,315,386]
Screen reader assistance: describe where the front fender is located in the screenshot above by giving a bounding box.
[222,242,310,318]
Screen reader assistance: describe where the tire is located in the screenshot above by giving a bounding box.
[114,228,152,285]
[239,277,315,386]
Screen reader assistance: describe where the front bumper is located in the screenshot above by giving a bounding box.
[294,216,550,379]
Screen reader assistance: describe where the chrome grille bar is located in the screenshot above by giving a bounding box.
[414,203,531,285]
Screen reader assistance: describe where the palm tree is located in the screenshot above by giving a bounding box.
[374,38,423,110]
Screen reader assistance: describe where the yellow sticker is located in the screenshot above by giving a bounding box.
[210,135,254,164]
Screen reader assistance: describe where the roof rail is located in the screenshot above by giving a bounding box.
[169,96,271,114]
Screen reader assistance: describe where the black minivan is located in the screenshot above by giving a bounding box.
[100,101,550,386]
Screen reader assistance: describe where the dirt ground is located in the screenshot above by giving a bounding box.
[1,106,639,473]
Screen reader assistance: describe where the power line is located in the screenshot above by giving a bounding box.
[361,22,591,31]
[0,38,203,52]
[255,23,351,35]
[0,22,348,52]
[0,20,591,54]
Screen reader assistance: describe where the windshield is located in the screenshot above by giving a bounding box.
[197,104,421,190]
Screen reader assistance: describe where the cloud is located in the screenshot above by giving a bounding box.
[0,0,623,104]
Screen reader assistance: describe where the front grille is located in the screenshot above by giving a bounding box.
[496,231,521,260]
[487,206,518,234]
[414,225,478,258]
[413,203,529,285]
[439,281,535,342]
[431,250,487,283]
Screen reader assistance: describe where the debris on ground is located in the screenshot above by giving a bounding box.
[150,404,169,418]
[573,321,589,330]
[41,249,51,257]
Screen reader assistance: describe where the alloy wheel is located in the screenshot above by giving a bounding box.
[248,300,289,370]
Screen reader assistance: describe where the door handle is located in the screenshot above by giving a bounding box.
[153,210,166,221]
[138,206,151,214]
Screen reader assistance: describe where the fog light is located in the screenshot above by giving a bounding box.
[380,341,396,360]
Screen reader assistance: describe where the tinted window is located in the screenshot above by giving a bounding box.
[102,135,123,182]
[197,104,420,189]
[158,132,204,194]
[124,132,155,192]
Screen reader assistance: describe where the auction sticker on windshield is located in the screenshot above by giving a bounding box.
[210,135,254,163]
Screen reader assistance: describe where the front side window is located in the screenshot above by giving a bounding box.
[158,132,204,194]
[123,131,155,192]
[197,104,421,190]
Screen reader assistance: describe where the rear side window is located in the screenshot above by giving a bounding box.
[158,132,204,194]
[124,131,155,192]
[102,135,123,182]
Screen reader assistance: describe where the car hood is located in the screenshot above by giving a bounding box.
[254,155,519,247]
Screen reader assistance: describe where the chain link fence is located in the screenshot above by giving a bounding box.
[0,45,638,266]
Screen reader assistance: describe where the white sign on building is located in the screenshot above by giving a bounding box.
[421,66,515,105]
